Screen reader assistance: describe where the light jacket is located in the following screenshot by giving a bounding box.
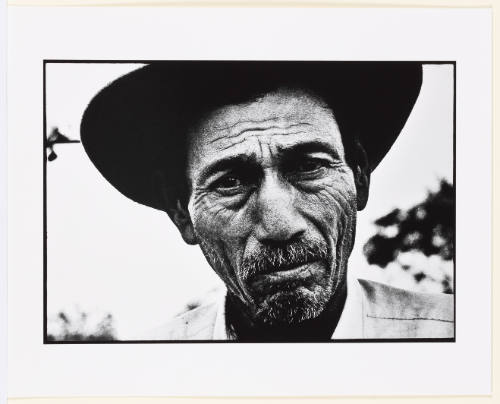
[146,278,454,340]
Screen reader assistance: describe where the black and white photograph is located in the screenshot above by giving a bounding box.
[45,61,455,342]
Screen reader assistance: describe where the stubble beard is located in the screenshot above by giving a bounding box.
[253,281,333,325]
[198,232,352,327]
[250,240,349,326]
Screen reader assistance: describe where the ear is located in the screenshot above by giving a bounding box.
[355,165,370,210]
[169,200,198,245]
[353,142,370,211]
[154,171,198,245]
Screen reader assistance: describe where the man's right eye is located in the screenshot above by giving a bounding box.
[216,175,241,188]
[211,174,248,195]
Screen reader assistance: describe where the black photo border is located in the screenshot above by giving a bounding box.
[43,60,456,344]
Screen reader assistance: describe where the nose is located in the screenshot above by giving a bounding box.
[253,173,307,244]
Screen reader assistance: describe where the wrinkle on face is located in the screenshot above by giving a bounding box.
[216,130,310,152]
[208,122,313,144]
[185,89,359,325]
[187,92,345,179]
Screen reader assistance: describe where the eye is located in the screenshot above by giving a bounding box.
[295,159,327,173]
[289,157,333,176]
[282,156,336,184]
[211,173,251,196]
[215,175,242,189]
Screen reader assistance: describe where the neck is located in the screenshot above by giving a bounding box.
[225,282,347,341]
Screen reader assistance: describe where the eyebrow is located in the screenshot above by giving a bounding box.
[277,140,343,160]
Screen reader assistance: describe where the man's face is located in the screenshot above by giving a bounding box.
[184,90,359,325]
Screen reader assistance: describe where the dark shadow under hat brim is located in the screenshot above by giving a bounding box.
[81,61,423,211]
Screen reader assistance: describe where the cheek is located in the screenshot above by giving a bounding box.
[189,194,251,258]
[189,195,257,301]
[299,176,357,240]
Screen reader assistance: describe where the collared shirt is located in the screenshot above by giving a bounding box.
[146,277,454,340]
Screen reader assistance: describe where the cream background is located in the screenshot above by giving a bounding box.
[5,2,494,402]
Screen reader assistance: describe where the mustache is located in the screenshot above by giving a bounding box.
[241,238,329,280]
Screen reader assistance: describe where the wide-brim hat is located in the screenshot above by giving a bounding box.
[81,61,422,211]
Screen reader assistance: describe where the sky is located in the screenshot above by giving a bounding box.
[45,63,454,339]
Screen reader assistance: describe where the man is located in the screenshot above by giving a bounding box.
[81,62,454,341]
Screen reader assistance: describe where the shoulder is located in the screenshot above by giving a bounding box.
[357,278,454,339]
[358,278,454,321]
[141,300,220,340]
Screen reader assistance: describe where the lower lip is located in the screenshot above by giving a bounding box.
[254,261,320,283]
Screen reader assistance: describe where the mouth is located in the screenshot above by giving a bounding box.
[251,261,321,285]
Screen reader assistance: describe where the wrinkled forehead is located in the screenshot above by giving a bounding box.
[187,90,345,169]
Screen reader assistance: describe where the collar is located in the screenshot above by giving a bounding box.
[213,288,234,340]
[331,276,364,339]
[212,276,365,340]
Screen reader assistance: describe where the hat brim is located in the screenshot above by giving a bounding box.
[81,61,422,211]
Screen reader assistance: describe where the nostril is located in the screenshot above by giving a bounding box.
[256,216,307,244]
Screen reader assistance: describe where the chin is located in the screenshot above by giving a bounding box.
[254,285,330,326]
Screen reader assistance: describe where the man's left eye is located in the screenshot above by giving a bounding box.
[293,159,331,174]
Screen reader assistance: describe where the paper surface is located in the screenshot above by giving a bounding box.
[7,5,492,397]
